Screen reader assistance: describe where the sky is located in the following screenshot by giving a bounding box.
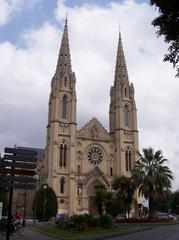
[0,0,179,190]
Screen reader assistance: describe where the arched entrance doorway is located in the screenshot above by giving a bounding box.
[87,178,107,215]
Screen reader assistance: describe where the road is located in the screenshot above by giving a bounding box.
[1,224,179,240]
[108,224,179,240]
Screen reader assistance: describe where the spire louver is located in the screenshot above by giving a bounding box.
[56,19,72,75]
[114,32,129,86]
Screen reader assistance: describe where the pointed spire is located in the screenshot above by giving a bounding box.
[56,17,72,75]
[114,31,129,86]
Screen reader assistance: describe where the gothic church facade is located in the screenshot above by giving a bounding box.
[44,20,139,215]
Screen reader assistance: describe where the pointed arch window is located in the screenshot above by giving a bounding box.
[110,167,113,176]
[63,144,67,167]
[125,87,127,97]
[64,77,67,87]
[125,148,132,171]
[124,105,129,127]
[60,177,65,194]
[59,143,67,167]
[62,95,67,119]
[125,150,129,171]
[59,144,63,167]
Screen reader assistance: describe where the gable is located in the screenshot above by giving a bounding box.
[77,118,112,141]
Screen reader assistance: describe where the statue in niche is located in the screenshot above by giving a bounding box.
[77,184,82,195]
[92,126,98,139]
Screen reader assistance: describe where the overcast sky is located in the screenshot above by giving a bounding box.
[0,0,178,190]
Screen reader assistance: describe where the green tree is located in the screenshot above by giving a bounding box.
[95,186,111,217]
[132,148,173,219]
[171,191,179,214]
[155,190,173,213]
[32,184,58,221]
[0,174,8,216]
[150,0,179,77]
[112,176,136,217]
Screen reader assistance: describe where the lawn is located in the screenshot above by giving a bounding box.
[34,225,142,240]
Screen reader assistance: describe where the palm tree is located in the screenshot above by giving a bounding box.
[112,176,136,217]
[132,148,173,219]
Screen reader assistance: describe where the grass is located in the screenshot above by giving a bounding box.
[33,225,142,240]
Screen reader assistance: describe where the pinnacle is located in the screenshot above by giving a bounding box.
[55,18,72,75]
[114,31,129,85]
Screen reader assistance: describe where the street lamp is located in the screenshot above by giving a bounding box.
[43,184,48,223]
[33,174,39,226]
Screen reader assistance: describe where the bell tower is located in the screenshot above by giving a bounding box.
[109,32,139,177]
[45,19,77,214]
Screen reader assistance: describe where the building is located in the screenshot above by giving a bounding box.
[44,19,139,215]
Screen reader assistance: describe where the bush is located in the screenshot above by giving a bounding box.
[66,214,99,231]
[99,214,113,228]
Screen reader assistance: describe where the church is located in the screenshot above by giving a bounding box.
[44,19,140,215]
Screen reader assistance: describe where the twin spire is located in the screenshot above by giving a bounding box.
[56,19,128,86]
[56,18,72,75]
[114,32,129,86]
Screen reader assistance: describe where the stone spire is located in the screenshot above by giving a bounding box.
[114,32,129,86]
[56,18,72,75]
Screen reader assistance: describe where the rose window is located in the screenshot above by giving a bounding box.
[88,147,103,165]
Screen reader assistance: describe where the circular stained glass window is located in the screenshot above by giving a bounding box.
[88,147,103,165]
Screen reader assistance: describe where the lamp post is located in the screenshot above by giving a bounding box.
[33,174,39,226]
[43,184,47,224]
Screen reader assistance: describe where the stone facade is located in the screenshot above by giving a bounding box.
[44,19,140,215]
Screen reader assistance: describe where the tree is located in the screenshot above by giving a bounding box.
[0,174,8,216]
[32,184,58,221]
[94,186,112,217]
[132,148,173,219]
[155,190,173,213]
[112,176,136,217]
[150,0,179,77]
[171,191,179,214]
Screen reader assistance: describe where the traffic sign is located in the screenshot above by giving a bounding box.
[4,148,37,156]
[2,175,37,183]
[0,168,36,176]
[3,154,37,162]
[2,182,35,190]
[0,160,36,169]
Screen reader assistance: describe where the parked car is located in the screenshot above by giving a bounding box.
[153,212,170,221]
[55,213,69,224]
[116,213,126,220]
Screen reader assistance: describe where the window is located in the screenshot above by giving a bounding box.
[60,177,65,194]
[77,165,81,175]
[63,144,67,167]
[125,88,127,97]
[59,143,67,167]
[125,150,129,171]
[62,95,67,119]
[124,105,129,127]
[64,77,67,87]
[59,144,63,167]
[125,148,132,171]
[129,150,132,171]
[110,167,113,176]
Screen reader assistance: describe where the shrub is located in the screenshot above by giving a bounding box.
[66,214,99,230]
[99,214,113,228]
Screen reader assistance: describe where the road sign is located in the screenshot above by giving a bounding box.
[0,160,36,169]
[4,148,37,156]
[2,182,35,190]
[3,154,37,162]
[0,168,36,176]
[3,175,37,184]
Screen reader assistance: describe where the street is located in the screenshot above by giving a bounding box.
[108,224,179,240]
[1,224,179,240]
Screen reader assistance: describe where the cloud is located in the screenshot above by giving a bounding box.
[0,0,179,190]
[0,0,41,26]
